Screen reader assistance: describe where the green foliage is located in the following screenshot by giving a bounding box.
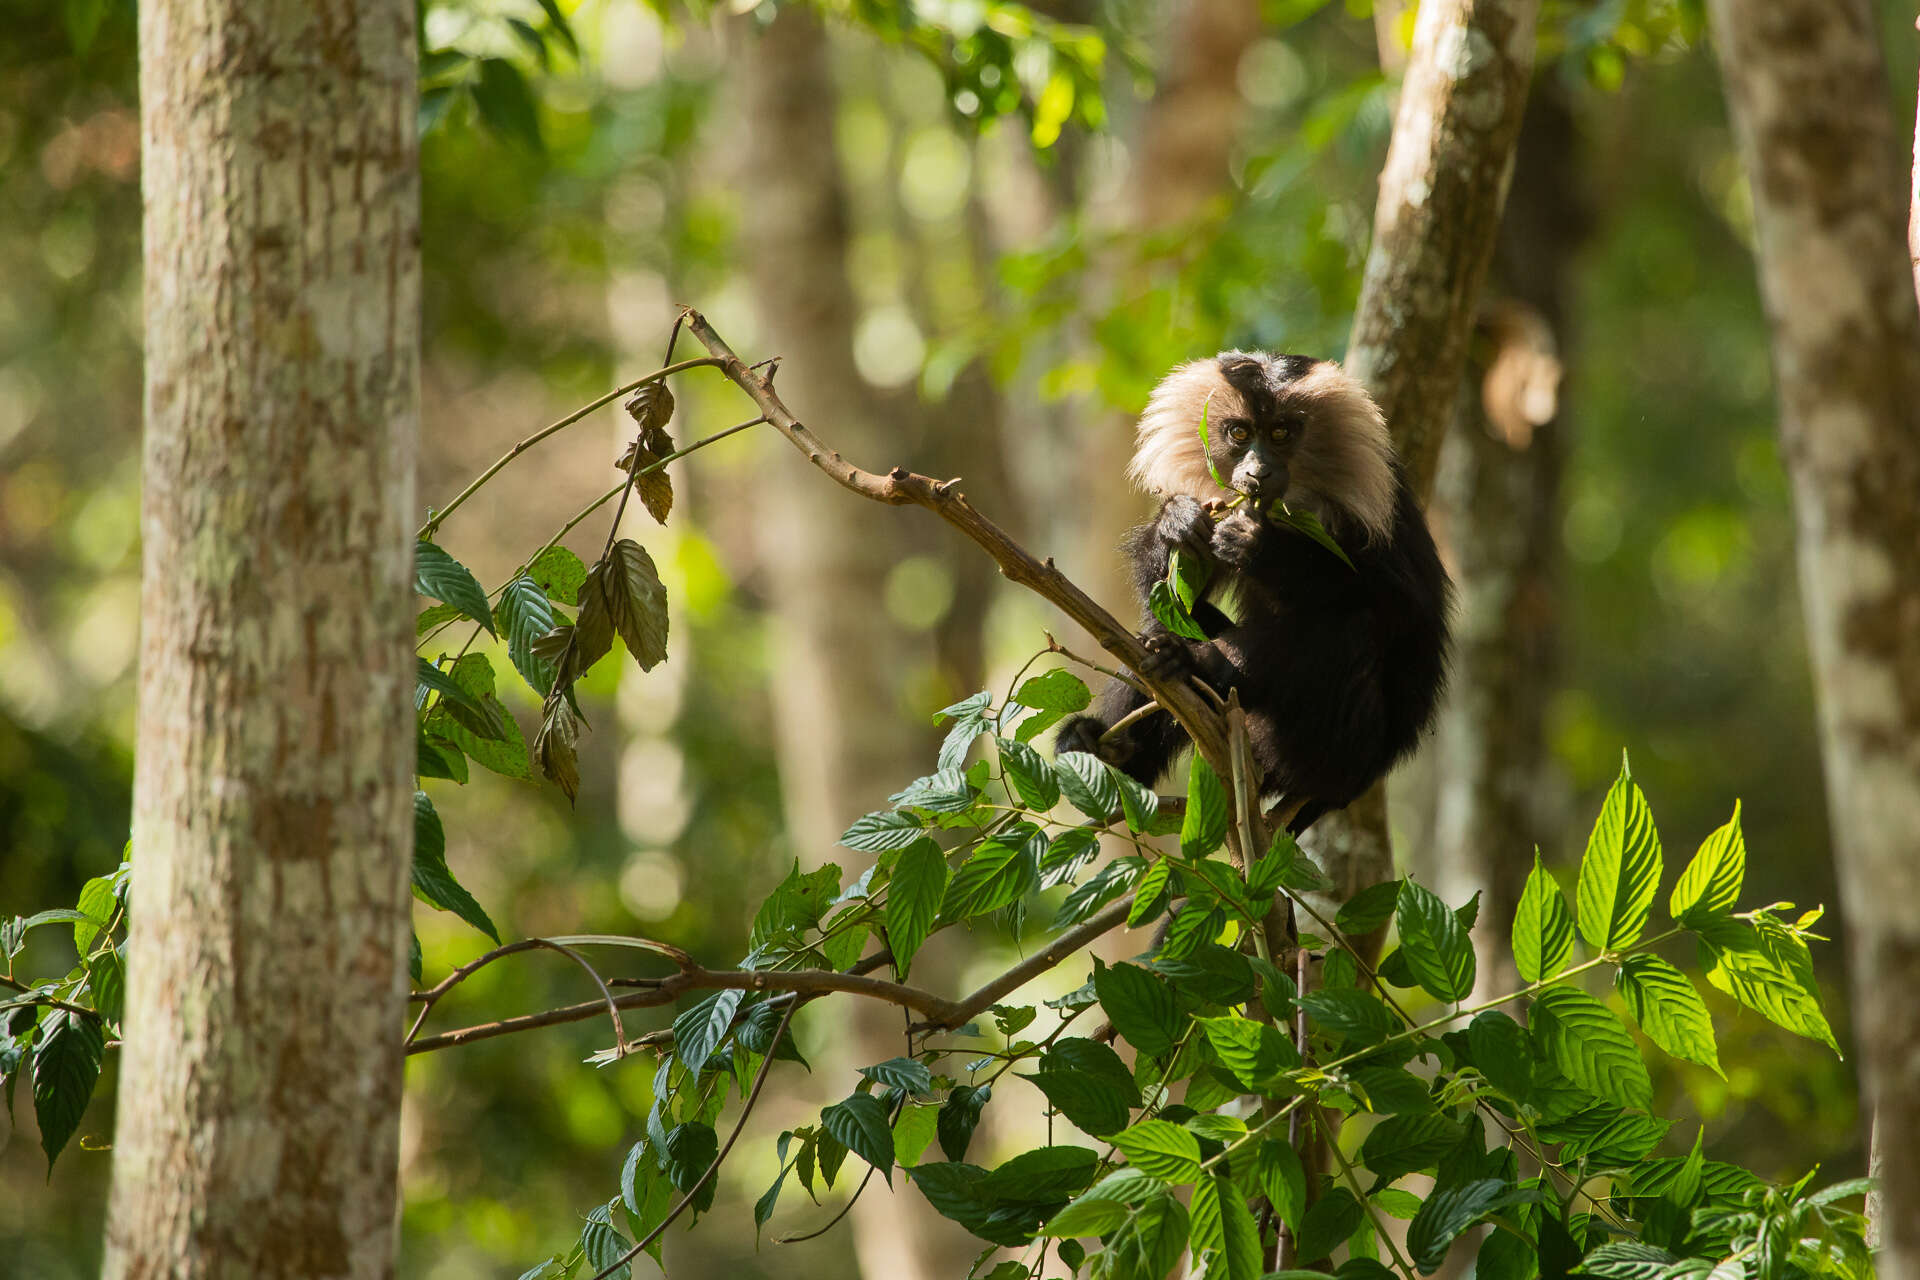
[506,723,1867,1279]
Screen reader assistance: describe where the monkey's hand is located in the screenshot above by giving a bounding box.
[1054,714,1116,762]
[1137,631,1203,681]
[1210,508,1271,570]
[1154,494,1216,566]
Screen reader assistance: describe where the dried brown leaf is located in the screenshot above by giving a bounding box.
[534,699,581,804]
[624,382,674,433]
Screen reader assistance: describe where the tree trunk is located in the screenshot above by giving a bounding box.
[737,11,976,1278]
[1706,1,1920,1272]
[1428,82,1584,1001]
[1303,0,1539,929]
[108,3,419,1277]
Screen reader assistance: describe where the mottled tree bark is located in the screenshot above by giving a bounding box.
[1428,84,1584,1001]
[737,12,975,1278]
[108,3,419,1277]
[1706,1,1920,1273]
[1304,0,1539,926]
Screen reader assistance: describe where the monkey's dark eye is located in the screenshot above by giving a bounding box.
[1224,421,1252,445]
[1272,416,1303,443]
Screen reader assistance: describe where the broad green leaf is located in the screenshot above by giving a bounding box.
[471,57,543,151]
[1347,1065,1436,1115]
[1191,1174,1262,1280]
[996,737,1059,810]
[979,1146,1099,1203]
[892,1105,940,1165]
[672,990,743,1070]
[1405,1178,1521,1270]
[860,1057,934,1097]
[822,1094,895,1183]
[1695,916,1840,1053]
[1512,853,1574,982]
[937,1084,990,1161]
[1104,1192,1189,1280]
[1039,826,1100,887]
[1396,879,1476,1002]
[73,876,117,956]
[1295,1187,1364,1263]
[1197,1015,1297,1089]
[1531,985,1652,1112]
[1042,1037,1141,1104]
[1271,504,1356,569]
[580,1202,631,1280]
[1296,988,1397,1045]
[31,1007,104,1170]
[1053,857,1142,926]
[1357,1112,1464,1186]
[1169,547,1208,611]
[1111,1119,1202,1183]
[1111,767,1162,834]
[1127,858,1174,927]
[1029,1070,1132,1137]
[1148,580,1208,640]
[1093,961,1181,1055]
[593,539,668,671]
[1669,802,1744,922]
[840,809,927,852]
[416,602,461,635]
[416,655,504,738]
[1576,759,1663,952]
[890,769,979,815]
[410,791,499,942]
[661,1121,719,1211]
[84,950,124,1024]
[494,576,558,695]
[1466,1011,1535,1102]
[1015,669,1092,712]
[1616,955,1722,1076]
[1255,1140,1307,1230]
[1039,1196,1131,1238]
[526,544,587,605]
[1575,1242,1680,1279]
[1054,751,1119,821]
[885,839,946,976]
[940,839,1038,920]
[1335,879,1402,936]
[414,541,496,635]
[1181,755,1228,858]
[422,654,531,780]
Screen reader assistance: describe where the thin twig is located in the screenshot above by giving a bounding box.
[589,998,798,1280]
[405,937,640,1053]
[911,898,1135,1034]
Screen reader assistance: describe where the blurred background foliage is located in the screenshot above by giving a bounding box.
[1,0,1912,1274]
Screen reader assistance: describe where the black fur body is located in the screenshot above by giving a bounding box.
[1056,352,1452,834]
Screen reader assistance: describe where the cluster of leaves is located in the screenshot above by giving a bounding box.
[521,676,1870,1280]
[2,852,128,1172]
[419,0,580,152]
[411,380,683,969]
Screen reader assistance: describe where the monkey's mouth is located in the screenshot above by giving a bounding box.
[1235,466,1289,511]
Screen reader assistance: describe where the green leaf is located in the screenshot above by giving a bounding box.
[1574,1242,1680,1279]
[979,1146,1099,1203]
[672,990,742,1070]
[822,1094,895,1183]
[1296,988,1397,1045]
[494,576,559,695]
[73,876,117,956]
[1181,755,1228,858]
[416,602,462,636]
[1029,1070,1132,1137]
[1396,879,1476,1002]
[84,950,124,1024]
[471,57,543,151]
[859,1057,934,1097]
[1405,1178,1521,1270]
[1053,857,1142,926]
[1039,1196,1132,1238]
[1169,547,1208,611]
[526,545,587,605]
[535,0,579,55]
[1576,758,1663,952]
[886,839,946,976]
[1105,1192,1190,1280]
[996,737,1059,810]
[1348,1065,1435,1115]
[416,656,504,738]
[1466,1011,1535,1102]
[422,655,531,780]
[1531,985,1652,1112]
[891,1104,940,1166]
[1295,1187,1364,1263]
[32,1008,104,1170]
[940,839,1039,920]
[1512,852,1574,983]
[1053,751,1119,821]
[410,791,500,942]
[1191,1174,1262,1280]
[1148,580,1208,640]
[1335,879,1402,936]
[417,727,465,782]
[1357,1112,1463,1185]
[1039,826,1100,888]
[62,0,110,54]
[1127,858,1174,926]
[1669,802,1744,923]
[1616,955,1722,1076]
[937,1083,990,1161]
[1255,1140,1307,1230]
[1271,504,1355,569]
[414,541,495,635]
[661,1121,719,1210]
[1093,961,1180,1055]
[1015,669,1091,712]
[1194,393,1228,488]
[1111,1118,1202,1183]
[841,809,927,852]
[1111,767,1162,834]
[891,769,980,815]
[1694,916,1840,1053]
[1198,1015,1297,1089]
[581,1202,632,1280]
[1043,1037,1141,1104]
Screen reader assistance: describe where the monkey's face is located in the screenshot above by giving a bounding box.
[1212,355,1309,510]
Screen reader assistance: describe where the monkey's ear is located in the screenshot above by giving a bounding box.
[1218,355,1262,376]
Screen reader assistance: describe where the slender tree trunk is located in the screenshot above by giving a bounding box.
[108,2,419,1277]
[1429,83,1584,1001]
[737,12,975,1278]
[1303,0,1539,932]
[1706,2,1920,1273]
